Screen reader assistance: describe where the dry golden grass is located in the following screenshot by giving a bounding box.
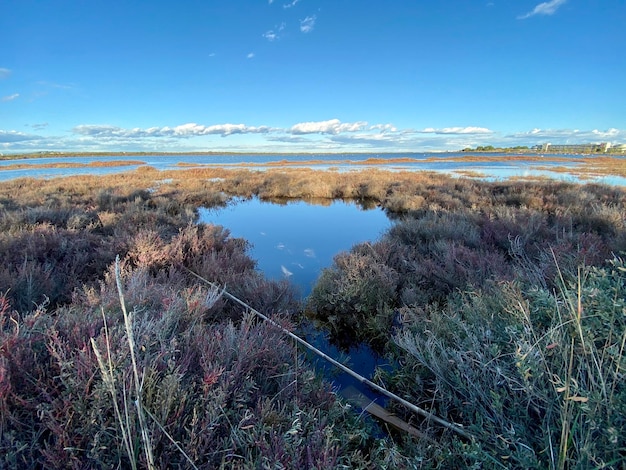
[576,156,626,177]
[0,160,146,171]
[451,169,489,179]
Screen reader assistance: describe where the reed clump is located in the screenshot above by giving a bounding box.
[386,257,626,468]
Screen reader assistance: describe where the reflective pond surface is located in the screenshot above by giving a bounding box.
[199,197,394,408]
[198,197,392,298]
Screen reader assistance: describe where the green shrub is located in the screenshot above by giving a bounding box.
[308,243,400,346]
[391,256,626,468]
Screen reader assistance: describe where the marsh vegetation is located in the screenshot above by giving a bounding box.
[1,165,625,468]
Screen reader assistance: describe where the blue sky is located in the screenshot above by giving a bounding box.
[1,0,624,153]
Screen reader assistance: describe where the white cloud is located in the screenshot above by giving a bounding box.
[3,119,623,154]
[247,52,255,59]
[518,0,567,19]
[170,123,206,135]
[35,80,74,90]
[300,15,316,33]
[506,127,626,143]
[2,93,19,102]
[263,30,279,41]
[419,126,493,135]
[201,123,273,136]
[267,135,311,143]
[330,133,396,146]
[591,128,621,138]
[369,124,398,132]
[290,119,368,135]
[0,68,11,79]
[283,0,299,9]
[73,123,274,138]
[0,130,40,143]
[264,22,286,41]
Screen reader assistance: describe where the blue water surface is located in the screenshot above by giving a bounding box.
[198,197,391,298]
[3,152,624,185]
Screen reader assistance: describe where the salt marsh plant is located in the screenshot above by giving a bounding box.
[0,232,378,468]
[391,256,626,468]
[1,165,625,468]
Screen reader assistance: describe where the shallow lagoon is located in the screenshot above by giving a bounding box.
[3,152,625,185]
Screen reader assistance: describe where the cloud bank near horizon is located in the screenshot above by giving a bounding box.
[1,119,624,153]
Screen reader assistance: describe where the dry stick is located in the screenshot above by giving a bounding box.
[185,268,473,441]
[142,407,200,470]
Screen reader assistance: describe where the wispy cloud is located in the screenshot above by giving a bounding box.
[329,133,399,147]
[267,135,311,143]
[419,126,493,135]
[0,68,11,79]
[518,0,567,19]
[246,52,255,59]
[3,120,623,153]
[369,123,398,132]
[506,127,623,142]
[283,0,299,9]
[29,123,49,130]
[290,119,367,135]
[35,80,75,90]
[67,119,392,146]
[263,22,286,41]
[0,130,41,143]
[2,93,19,102]
[300,15,316,33]
[263,30,278,41]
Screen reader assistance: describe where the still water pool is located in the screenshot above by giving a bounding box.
[199,197,394,408]
[198,197,392,297]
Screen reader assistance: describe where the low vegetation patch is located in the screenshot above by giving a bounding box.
[306,176,626,467]
[1,167,625,468]
[0,160,145,171]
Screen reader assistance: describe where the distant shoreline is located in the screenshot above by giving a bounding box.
[3,149,622,161]
[2,151,411,160]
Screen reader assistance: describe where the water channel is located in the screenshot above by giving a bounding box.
[198,197,395,410]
